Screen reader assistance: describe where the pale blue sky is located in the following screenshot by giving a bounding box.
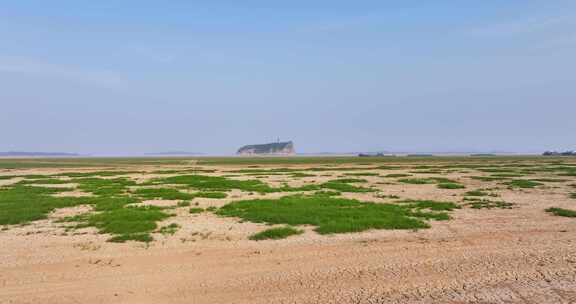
[1,1,575,155]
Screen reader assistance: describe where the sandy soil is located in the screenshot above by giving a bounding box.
[1,163,575,304]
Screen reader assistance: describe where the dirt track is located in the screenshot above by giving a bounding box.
[1,164,575,303]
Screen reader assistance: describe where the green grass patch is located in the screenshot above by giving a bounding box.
[193,191,228,199]
[133,188,194,200]
[331,178,367,183]
[154,175,280,193]
[314,190,342,197]
[469,176,510,182]
[398,177,457,185]
[545,207,576,218]
[290,172,315,178]
[217,195,454,234]
[437,183,465,189]
[398,178,435,184]
[464,190,489,196]
[489,173,526,178]
[409,170,444,174]
[108,233,153,243]
[189,207,204,214]
[320,181,374,193]
[18,178,70,185]
[383,174,411,178]
[55,171,140,178]
[532,178,569,183]
[249,226,303,241]
[505,179,544,189]
[177,201,191,207]
[73,178,136,196]
[343,172,379,176]
[69,206,170,242]
[0,186,85,225]
[84,196,140,211]
[478,168,521,173]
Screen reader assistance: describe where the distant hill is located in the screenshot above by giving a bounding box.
[0,151,80,157]
[144,151,205,156]
[237,141,295,155]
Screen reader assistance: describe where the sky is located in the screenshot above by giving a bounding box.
[1,1,575,155]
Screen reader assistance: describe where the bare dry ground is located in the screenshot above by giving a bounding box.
[0,157,575,304]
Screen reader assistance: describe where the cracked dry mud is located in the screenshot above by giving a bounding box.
[0,163,575,304]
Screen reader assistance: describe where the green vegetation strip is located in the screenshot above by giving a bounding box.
[398,177,458,185]
[153,174,372,193]
[437,183,465,189]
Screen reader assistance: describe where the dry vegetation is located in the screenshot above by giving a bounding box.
[1,156,575,303]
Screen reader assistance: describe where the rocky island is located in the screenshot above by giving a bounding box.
[237,141,295,155]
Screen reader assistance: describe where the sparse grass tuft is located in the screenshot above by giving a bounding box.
[399,200,460,211]
[108,233,153,243]
[464,199,514,209]
[545,207,576,218]
[177,201,191,207]
[375,194,401,199]
[249,226,303,241]
[158,223,180,235]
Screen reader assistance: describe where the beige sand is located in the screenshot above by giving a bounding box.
[0,163,575,303]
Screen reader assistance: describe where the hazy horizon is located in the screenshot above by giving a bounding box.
[2,1,575,155]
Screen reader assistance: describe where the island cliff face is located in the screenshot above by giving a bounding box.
[237,141,295,155]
